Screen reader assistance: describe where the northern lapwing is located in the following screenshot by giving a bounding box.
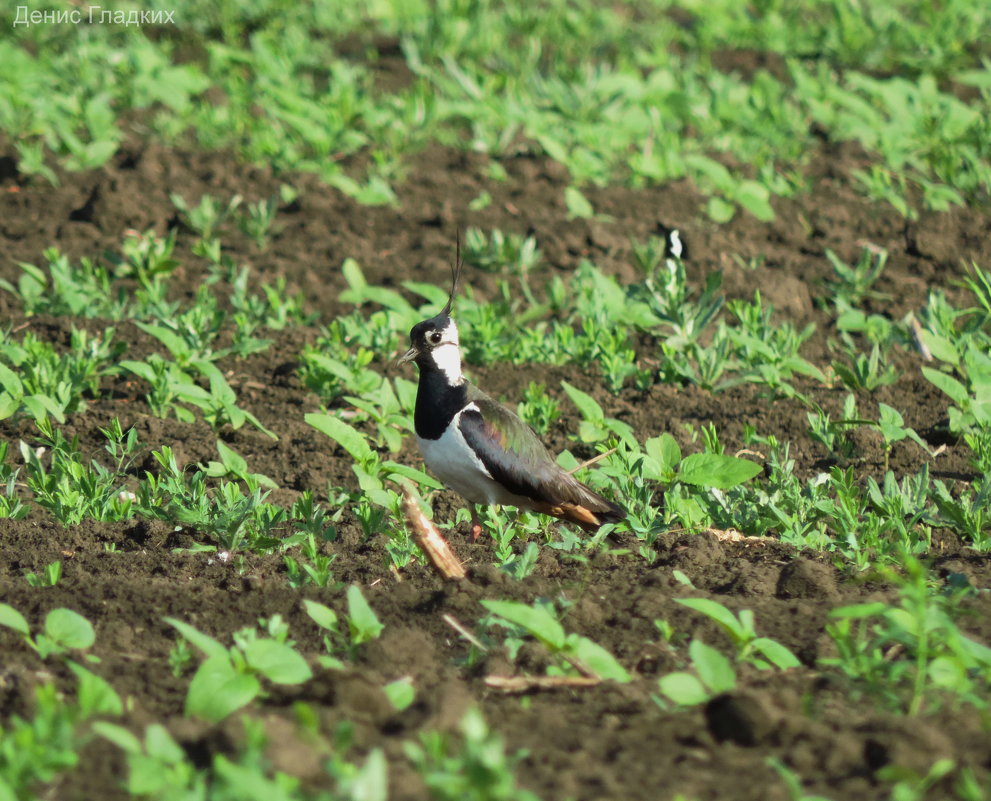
[398,245,625,540]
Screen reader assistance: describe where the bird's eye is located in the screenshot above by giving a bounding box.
[429,331,443,344]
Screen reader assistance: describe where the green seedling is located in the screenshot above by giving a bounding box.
[304,585,385,668]
[864,467,933,548]
[831,342,899,392]
[657,638,736,707]
[114,229,179,296]
[726,291,824,392]
[632,236,723,350]
[876,759,956,801]
[675,597,801,670]
[964,427,991,474]
[806,394,863,462]
[822,246,889,309]
[94,722,201,798]
[822,555,991,714]
[19,418,139,525]
[872,403,933,471]
[0,326,120,424]
[284,532,339,589]
[96,716,387,801]
[384,676,416,712]
[922,352,991,435]
[835,307,901,347]
[463,227,541,276]
[236,195,278,249]
[170,192,242,240]
[636,431,763,491]
[0,248,124,318]
[137,446,289,552]
[300,346,381,404]
[25,560,62,588]
[931,478,991,550]
[1,673,122,801]
[202,440,277,490]
[0,603,95,660]
[516,382,561,436]
[306,412,440,567]
[559,380,636,448]
[343,378,416,453]
[0,442,28,520]
[481,599,630,682]
[168,637,194,679]
[165,615,312,723]
[121,357,276,438]
[406,708,540,801]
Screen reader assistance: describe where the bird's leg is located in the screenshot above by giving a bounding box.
[470,505,484,542]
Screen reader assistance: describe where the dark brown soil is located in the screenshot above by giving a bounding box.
[1,127,990,800]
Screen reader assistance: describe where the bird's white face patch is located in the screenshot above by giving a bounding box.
[428,320,463,384]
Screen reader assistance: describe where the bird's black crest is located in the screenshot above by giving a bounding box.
[441,231,463,316]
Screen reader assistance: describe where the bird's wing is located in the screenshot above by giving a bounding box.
[459,388,622,519]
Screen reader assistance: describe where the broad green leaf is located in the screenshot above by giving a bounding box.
[215,440,248,474]
[678,453,761,489]
[828,602,889,619]
[134,322,187,357]
[164,617,227,659]
[69,662,123,715]
[657,671,709,706]
[144,723,185,763]
[44,608,95,650]
[751,637,801,670]
[341,258,367,292]
[569,637,631,682]
[0,363,23,396]
[918,331,959,365]
[185,655,260,722]
[303,599,339,631]
[921,367,969,405]
[735,180,775,221]
[676,598,742,636]
[242,639,312,684]
[706,196,735,223]
[306,413,372,462]
[347,585,384,644]
[22,394,65,423]
[564,186,594,219]
[0,392,17,419]
[351,748,389,801]
[92,722,142,754]
[578,420,608,443]
[644,433,681,479]
[689,639,735,693]
[383,677,416,711]
[927,656,965,689]
[383,460,443,489]
[560,381,603,422]
[481,600,565,650]
[0,602,30,635]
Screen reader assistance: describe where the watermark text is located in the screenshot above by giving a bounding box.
[14,6,175,26]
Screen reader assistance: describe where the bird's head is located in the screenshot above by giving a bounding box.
[398,235,464,383]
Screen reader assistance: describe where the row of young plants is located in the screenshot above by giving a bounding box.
[1,225,989,799]
[2,0,990,219]
[2,224,989,568]
[2,537,989,800]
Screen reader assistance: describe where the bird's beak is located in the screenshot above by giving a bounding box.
[397,347,418,365]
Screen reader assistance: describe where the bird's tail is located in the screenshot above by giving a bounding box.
[534,489,625,533]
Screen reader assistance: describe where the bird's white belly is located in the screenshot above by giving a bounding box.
[417,423,530,508]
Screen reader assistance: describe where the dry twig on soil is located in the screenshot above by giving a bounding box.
[402,490,466,580]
